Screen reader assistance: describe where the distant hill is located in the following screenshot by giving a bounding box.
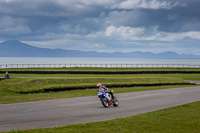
[0,40,199,58]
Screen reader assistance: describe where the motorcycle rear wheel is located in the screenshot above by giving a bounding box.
[113,96,119,107]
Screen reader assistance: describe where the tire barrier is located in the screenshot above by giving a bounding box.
[17,82,196,94]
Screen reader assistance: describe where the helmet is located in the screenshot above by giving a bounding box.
[96,83,102,87]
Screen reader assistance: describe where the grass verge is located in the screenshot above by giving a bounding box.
[0,72,199,104]
[6,101,200,133]
[1,77,187,92]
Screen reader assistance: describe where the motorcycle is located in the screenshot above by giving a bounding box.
[97,90,119,108]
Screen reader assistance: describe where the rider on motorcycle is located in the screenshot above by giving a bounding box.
[96,83,114,99]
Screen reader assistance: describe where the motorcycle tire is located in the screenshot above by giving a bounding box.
[101,97,108,108]
[113,96,119,107]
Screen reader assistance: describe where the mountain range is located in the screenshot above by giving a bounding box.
[0,40,199,58]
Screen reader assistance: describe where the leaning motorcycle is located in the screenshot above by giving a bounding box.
[97,90,119,108]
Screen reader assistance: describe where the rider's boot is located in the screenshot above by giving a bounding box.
[109,91,114,100]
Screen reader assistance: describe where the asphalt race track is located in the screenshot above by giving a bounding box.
[1,86,200,132]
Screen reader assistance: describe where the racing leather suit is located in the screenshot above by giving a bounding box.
[97,86,114,99]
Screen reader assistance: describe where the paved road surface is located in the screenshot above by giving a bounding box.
[0,86,200,132]
[186,80,200,84]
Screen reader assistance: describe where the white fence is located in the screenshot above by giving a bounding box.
[0,64,200,68]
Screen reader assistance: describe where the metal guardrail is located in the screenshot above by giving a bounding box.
[0,64,200,68]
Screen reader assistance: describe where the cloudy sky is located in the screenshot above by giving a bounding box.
[0,0,200,55]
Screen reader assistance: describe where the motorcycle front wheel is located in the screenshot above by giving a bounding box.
[101,97,108,108]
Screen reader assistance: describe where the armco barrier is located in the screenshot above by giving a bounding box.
[0,71,200,74]
[0,63,200,69]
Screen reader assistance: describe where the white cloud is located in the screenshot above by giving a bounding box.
[87,24,200,42]
[110,0,179,10]
[106,10,145,26]
[0,0,116,17]
[105,25,145,40]
[0,0,199,55]
[23,26,200,54]
[86,25,145,41]
[157,31,200,41]
[0,16,31,35]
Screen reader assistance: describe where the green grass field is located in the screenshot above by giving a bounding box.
[1,77,188,92]
[0,68,200,104]
[1,68,200,132]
